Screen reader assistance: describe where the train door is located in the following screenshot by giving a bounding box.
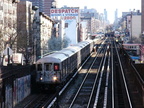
[44,63,52,82]
[36,64,42,82]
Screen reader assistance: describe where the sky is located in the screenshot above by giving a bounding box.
[58,0,141,23]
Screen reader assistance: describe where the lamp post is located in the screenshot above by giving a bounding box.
[32,6,39,63]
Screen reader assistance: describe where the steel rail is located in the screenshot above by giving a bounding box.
[103,45,111,108]
[86,45,107,108]
[68,42,105,108]
[93,45,109,108]
[47,40,106,108]
[115,42,133,108]
[111,40,114,108]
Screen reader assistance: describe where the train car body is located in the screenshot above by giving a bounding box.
[123,44,141,63]
[122,44,141,51]
[35,39,95,88]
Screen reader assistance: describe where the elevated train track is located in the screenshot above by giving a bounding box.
[15,37,144,108]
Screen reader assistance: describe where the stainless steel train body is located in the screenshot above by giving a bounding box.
[36,39,95,86]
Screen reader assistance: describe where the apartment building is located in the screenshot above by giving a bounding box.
[24,0,58,16]
[39,12,53,56]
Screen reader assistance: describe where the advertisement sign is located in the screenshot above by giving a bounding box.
[50,8,79,22]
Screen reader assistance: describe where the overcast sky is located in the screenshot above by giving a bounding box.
[58,0,141,23]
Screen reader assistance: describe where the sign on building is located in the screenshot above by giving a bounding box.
[50,8,80,22]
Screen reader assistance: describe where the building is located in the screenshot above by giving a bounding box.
[17,1,33,63]
[31,6,40,62]
[80,7,106,36]
[114,9,118,29]
[131,15,141,39]
[25,0,58,16]
[39,12,54,57]
[142,0,144,33]
[80,21,88,40]
[0,0,19,54]
[80,7,101,34]
[17,1,54,62]
[50,7,80,45]
[141,0,144,43]
[104,9,108,21]
[115,9,118,21]
[119,10,141,43]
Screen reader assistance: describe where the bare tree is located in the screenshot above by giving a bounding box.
[0,25,17,50]
[17,25,33,64]
[0,30,4,53]
[0,19,32,64]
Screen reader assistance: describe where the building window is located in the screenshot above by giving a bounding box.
[65,23,68,28]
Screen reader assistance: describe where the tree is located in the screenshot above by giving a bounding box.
[0,20,32,64]
[48,36,71,51]
[0,30,4,53]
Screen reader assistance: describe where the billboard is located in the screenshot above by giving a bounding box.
[50,8,80,22]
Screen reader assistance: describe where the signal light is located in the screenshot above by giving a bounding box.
[54,64,59,71]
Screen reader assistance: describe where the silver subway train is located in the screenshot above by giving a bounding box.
[35,39,98,88]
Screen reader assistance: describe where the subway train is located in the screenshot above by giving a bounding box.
[35,39,99,89]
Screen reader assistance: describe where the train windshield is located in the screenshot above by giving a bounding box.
[37,64,42,71]
[45,63,52,71]
[54,63,60,71]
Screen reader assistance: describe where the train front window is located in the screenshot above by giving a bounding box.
[37,64,42,71]
[54,63,60,71]
[45,63,52,71]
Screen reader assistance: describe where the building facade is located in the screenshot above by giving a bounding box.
[17,1,34,63]
[50,7,80,45]
[131,15,141,38]
[141,0,144,43]
[39,12,53,57]
[142,0,144,33]
[80,7,100,34]
[27,0,58,16]
[0,0,19,53]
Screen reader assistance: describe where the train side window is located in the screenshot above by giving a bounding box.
[45,63,52,71]
[37,64,42,71]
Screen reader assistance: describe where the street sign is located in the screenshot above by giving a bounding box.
[3,47,13,55]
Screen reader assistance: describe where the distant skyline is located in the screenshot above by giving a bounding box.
[58,0,141,23]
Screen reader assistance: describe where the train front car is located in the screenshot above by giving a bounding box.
[35,39,95,90]
[36,53,68,87]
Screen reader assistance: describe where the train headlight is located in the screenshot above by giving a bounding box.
[53,76,57,81]
[40,77,43,80]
